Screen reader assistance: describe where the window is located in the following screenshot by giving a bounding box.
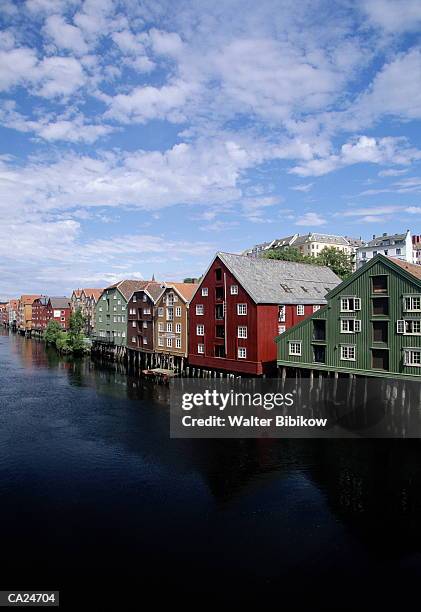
[372,349,389,370]
[237,326,247,338]
[404,296,421,312]
[313,319,326,340]
[197,343,204,354]
[372,297,389,316]
[196,324,204,336]
[132,337,136,343]
[143,295,147,302]
[143,337,147,345]
[372,275,387,294]
[176,323,182,333]
[340,297,361,312]
[143,308,151,315]
[215,304,224,319]
[215,325,225,338]
[117,300,121,305]
[113,316,117,323]
[158,323,164,332]
[297,305,305,316]
[196,304,204,315]
[278,305,286,322]
[158,337,164,347]
[99,316,102,323]
[238,347,247,359]
[313,305,321,312]
[340,345,356,361]
[397,320,421,335]
[237,303,247,315]
[341,319,361,333]
[289,342,302,356]
[215,345,226,358]
[215,268,222,281]
[121,316,125,323]
[278,325,286,334]
[403,349,421,366]
[176,338,181,349]
[113,306,117,312]
[215,286,224,300]
[373,321,388,343]
[133,296,137,302]
[231,285,238,295]
[113,295,117,300]
[167,338,173,348]
[202,288,208,296]
[132,321,136,328]
[122,332,125,338]
[158,307,164,317]
[176,306,181,317]
[396,248,401,255]
[167,322,173,332]
[143,321,147,328]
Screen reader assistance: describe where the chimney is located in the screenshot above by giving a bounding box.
[382,232,387,237]
[372,234,376,240]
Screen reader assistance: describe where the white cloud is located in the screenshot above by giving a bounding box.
[0,47,37,91]
[291,183,313,192]
[360,0,421,32]
[295,212,326,226]
[43,14,89,55]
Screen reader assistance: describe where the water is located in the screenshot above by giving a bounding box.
[1,329,421,608]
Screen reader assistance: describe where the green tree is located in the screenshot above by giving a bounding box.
[55,331,71,354]
[44,320,62,345]
[67,309,86,353]
[316,247,353,280]
[264,246,314,264]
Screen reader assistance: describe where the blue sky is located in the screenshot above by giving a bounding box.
[1,0,421,299]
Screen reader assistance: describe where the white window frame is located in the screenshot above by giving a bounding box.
[341,319,361,333]
[196,324,204,336]
[340,297,361,312]
[403,348,421,367]
[238,347,247,359]
[197,343,204,354]
[132,321,136,328]
[167,338,173,348]
[143,337,147,345]
[202,288,208,296]
[403,295,421,312]
[237,303,247,316]
[166,322,173,333]
[176,323,182,333]
[289,341,302,356]
[175,306,181,317]
[278,325,286,334]
[196,304,204,315]
[143,321,147,328]
[297,305,305,316]
[397,319,421,335]
[237,326,247,339]
[158,322,164,332]
[340,345,356,361]
[230,285,238,295]
[158,337,164,347]
[313,305,321,313]
[158,307,164,317]
[175,338,181,349]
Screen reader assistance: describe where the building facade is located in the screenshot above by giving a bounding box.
[276,254,421,380]
[153,283,198,360]
[188,252,340,375]
[7,300,18,329]
[413,235,421,265]
[0,302,8,326]
[46,297,72,330]
[17,295,41,334]
[356,230,412,268]
[32,297,49,332]
[71,288,103,336]
[127,282,164,352]
[95,280,148,347]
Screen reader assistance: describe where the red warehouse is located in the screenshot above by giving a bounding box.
[188,252,340,375]
[47,297,72,330]
[32,296,50,332]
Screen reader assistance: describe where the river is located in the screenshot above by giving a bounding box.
[0,329,420,608]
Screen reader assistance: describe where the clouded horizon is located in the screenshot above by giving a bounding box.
[1,0,421,299]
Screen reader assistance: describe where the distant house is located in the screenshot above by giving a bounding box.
[7,300,18,328]
[188,252,340,375]
[47,297,72,330]
[276,254,421,380]
[71,288,103,336]
[412,235,421,265]
[95,280,149,346]
[17,295,42,334]
[0,302,8,326]
[154,282,198,362]
[32,296,50,332]
[356,230,412,268]
[127,282,165,352]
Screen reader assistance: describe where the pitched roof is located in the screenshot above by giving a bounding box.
[20,295,42,305]
[364,231,408,247]
[72,289,83,298]
[49,297,71,309]
[81,288,103,301]
[105,280,149,301]
[216,252,341,304]
[33,296,49,306]
[142,281,165,302]
[389,257,421,280]
[166,282,199,302]
[293,232,349,246]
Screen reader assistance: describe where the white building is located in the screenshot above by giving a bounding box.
[356,230,412,268]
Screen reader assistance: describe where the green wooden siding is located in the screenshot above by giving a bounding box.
[276,255,421,380]
[95,288,128,347]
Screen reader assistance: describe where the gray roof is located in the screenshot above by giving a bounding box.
[217,252,341,304]
[49,297,71,309]
[293,232,349,246]
[364,232,408,247]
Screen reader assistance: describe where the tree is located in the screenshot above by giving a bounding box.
[264,247,313,264]
[67,309,86,353]
[316,247,353,280]
[44,320,62,345]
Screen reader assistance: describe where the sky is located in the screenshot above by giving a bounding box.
[1,0,421,299]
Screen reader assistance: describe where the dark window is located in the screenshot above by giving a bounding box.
[214,344,226,358]
[215,304,224,320]
[372,297,389,316]
[215,268,222,281]
[215,325,225,338]
[372,349,389,370]
[313,319,326,341]
[372,275,387,294]
[215,286,224,300]
[373,321,388,343]
[313,345,326,364]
